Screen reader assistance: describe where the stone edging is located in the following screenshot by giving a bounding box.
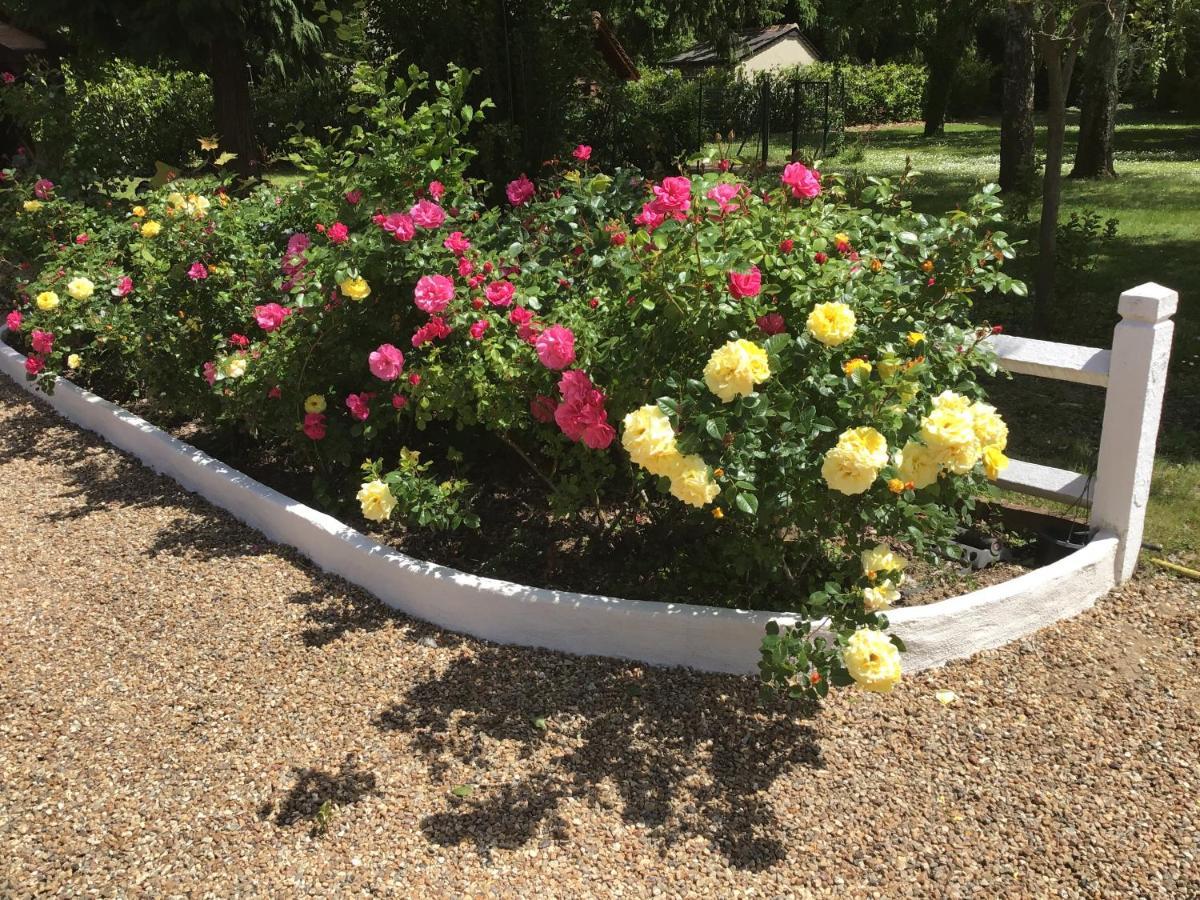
[0,336,1119,675]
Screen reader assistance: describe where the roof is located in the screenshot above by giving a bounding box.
[663,23,820,68]
[592,11,639,80]
[0,22,47,52]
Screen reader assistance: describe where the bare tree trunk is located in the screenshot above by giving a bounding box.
[1000,0,1037,194]
[1071,0,1128,178]
[209,39,260,178]
[920,0,980,137]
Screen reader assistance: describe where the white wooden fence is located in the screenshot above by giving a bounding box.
[987,282,1178,582]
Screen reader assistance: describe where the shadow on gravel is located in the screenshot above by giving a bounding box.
[375,648,821,871]
[261,756,380,837]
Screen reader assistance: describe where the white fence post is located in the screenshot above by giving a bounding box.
[1089,282,1178,582]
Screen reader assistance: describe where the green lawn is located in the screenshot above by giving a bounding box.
[829,114,1200,565]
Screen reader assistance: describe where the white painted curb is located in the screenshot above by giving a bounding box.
[0,336,1118,675]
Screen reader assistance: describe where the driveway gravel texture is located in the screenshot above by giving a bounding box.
[0,376,1197,898]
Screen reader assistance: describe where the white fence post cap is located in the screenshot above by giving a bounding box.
[1118,282,1178,322]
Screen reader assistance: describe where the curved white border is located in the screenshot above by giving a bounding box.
[0,335,1118,675]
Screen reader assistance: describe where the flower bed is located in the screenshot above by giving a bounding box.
[1,62,1032,699]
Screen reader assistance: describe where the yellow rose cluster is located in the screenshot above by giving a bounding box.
[339,276,371,301]
[897,391,1009,488]
[167,192,211,219]
[622,405,720,508]
[821,426,889,495]
[807,301,856,347]
[703,339,770,403]
[861,544,906,612]
[843,628,902,692]
[357,479,397,522]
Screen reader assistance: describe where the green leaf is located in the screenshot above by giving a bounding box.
[213,151,238,167]
[450,784,475,798]
[735,492,758,515]
[889,634,907,652]
[897,231,920,245]
[705,419,724,440]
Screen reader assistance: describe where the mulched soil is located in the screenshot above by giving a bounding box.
[1,375,1197,897]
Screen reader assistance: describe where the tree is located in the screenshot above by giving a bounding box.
[7,0,336,176]
[1071,0,1129,177]
[917,0,987,136]
[1000,0,1038,193]
[1031,0,1106,330]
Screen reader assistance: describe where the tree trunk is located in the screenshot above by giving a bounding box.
[208,38,259,178]
[922,59,957,136]
[1071,0,1128,178]
[1000,0,1037,194]
[1034,36,1080,333]
[920,1,979,137]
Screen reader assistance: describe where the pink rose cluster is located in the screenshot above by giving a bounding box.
[368,343,405,381]
[506,174,535,207]
[534,325,575,370]
[634,175,692,231]
[303,413,326,440]
[410,199,446,230]
[548,370,614,450]
[187,261,209,282]
[345,391,375,421]
[281,232,310,290]
[5,309,21,332]
[509,306,540,344]
[33,178,54,200]
[444,231,471,255]
[484,280,514,308]
[327,221,350,244]
[706,182,741,215]
[414,274,455,313]
[375,212,415,242]
[412,316,452,348]
[780,162,821,200]
[113,275,134,298]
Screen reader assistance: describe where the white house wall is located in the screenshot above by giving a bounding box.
[738,35,819,75]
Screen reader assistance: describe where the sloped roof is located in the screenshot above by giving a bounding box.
[663,23,820,68]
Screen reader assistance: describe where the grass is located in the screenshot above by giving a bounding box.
[824,113,1200,565]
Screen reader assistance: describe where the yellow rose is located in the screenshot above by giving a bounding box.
[66,277,95,301]
[982,445,1009,480]
[622,404,680,476]
[970,402,1008,451]
[906,331,925,346]
[821,426,888,495]
[67,353,82,370]
[920,396,980,475]
[897,440,941,489]
[887,477,906,494]
[834,232,850,245]
[140,220,162,238]
[304,394,327,414]
[667,454,720,508]
[863,578,901,612]
[807,302,856,347]
[22,200,42,213]
[861,543,906,577]
[931,390,971,412]
[357,479,397,522]
[340,276,371,301]
[132,205,146,218]
[703,338,770,403]
[221,357,247,379]
[843,628,902,693]
[877,356,901,381]
[36,291,60,311]
[843,357,872,379]
[186,194,210,218]
[167,192,186,210]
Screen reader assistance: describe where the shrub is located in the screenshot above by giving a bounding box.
[802,62,928,126]
[2,61,1025,701]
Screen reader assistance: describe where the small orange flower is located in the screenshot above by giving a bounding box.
[870,258,883,272]
[809,671,821,685]
[713,467,725,478]
[921,259,935,273]
[711,507,725,520]
[887,478,905,494]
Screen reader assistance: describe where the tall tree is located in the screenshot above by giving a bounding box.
[6,0,335,176]
[918,0,986,136]
[1000,0,1038,193]
[1031,0,1103,330]
[1071,0,1129,177]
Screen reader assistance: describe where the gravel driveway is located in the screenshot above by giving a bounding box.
[1,377,1197,898]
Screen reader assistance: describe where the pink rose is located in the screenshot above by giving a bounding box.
[552,370,614,449]
[414,274,455,313]
[203,361,217,385]
[409,373,422,386]
[814,251,828,265]
[229,333,250,348]
[254,303,291,332]
[485,280,515,308]
[444,231,471,255]
[506,174,535,206]
[572,144,592,161]
[379,212,415,242]
[717,158,732,173]
[5,310,21,332]
[267,386,282,399]
[535,325,576,370]
[706,182,741,215]
[33,178,53,200]
[428,181,445,200]
[75,233,89,245]
[756,312,787,335]
[31,329,53,354]
[411,316,452,348]
[24,355,44,376]
[651,176,692,218]
[530,394,557,423]
[345,392,373,421]
[457,255,474,277]
[391,394,408,410]
[368,343,405,380]
[779,238,795,254]
[410,199,446,229]
[113,275,134,297]
[633,202,666,231]
[781,162,822,200]
[469,320,489,340]
[727,265,761,300]
[344,189,363,205]
[609,231,626,246]
[509,306,533,326]
[327,221,350,244]
[1,72,14,85]
[303,412,327,440]
[187,261,209,281]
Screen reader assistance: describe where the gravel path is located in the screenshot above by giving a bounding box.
[1,376,1197,898]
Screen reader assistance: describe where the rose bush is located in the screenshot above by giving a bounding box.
[2,60,1026,701]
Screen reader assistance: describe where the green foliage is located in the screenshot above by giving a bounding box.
[803,62,928,126]
[363,450,479,530]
